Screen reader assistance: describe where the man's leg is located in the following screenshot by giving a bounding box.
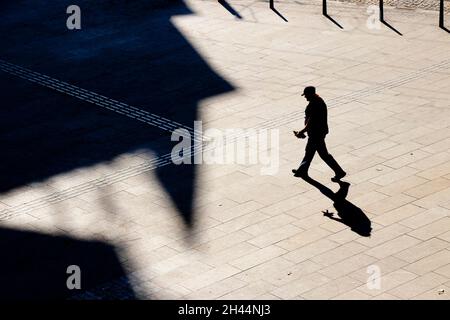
[295,138,317,175]
[316,138,346,178]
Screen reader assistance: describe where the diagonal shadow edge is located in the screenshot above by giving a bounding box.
[218,0,243,19]
[0,0,235,231]
[0,226,136,300]
[270,0,288,22]
[324,13,343,29]
[381,19,403,36]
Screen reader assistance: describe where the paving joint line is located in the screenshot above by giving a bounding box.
[1,58,450,221]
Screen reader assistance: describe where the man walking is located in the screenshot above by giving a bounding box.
[292,86,346,182]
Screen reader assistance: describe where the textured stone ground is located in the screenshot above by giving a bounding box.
[0,0,449,299]
[335,0,450,12]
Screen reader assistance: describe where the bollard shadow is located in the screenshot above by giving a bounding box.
[270,0,288,22]
[218,0,243,19]
[324,13,343,29]
[0,0,234,229]
[381,19,403,36]
[322,0,343,29]
[440,26,450,33]
[301,177,372,237]
[0,226,135,300]
[379,1,402,35]
[439,0,449,32]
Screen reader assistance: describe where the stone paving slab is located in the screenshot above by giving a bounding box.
[336,0,450,12]
[0,0,449,300]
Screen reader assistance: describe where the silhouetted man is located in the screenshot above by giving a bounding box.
[292,86,346,182]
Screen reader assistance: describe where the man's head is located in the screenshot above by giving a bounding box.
[301,86,316,101]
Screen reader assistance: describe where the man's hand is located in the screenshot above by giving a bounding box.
[293,130,306,139]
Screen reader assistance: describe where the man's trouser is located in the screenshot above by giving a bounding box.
[298,135,344,174]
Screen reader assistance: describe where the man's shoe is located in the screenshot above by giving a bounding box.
[331,171,346,182]
[292,169,308,178]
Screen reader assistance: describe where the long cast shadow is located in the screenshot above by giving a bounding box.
[270,0,288,22]
[381,20,403,36]
[324,14,343,29]
[439,0,449,32]
[218,0,243,19]
[0,1,234,228]
[379,0,402,35]
[301,177,372,237]
[322,0,343,29]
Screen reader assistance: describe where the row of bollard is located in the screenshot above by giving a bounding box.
[266,0,448,34]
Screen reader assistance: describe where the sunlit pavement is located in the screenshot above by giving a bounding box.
[0,0,449,299]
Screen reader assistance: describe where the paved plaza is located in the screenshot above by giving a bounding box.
[340,0,450,12]
[0,0,449,300]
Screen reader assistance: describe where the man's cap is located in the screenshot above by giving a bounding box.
[301,86,316,96]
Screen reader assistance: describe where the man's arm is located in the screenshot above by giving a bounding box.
[294,118,309,138]
[298,118,310,135]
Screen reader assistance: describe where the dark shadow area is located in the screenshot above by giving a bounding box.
[0,0,234,228]
[324,14,343,29]
[218,0,243,19]
[301,177,372,237]
[0,226,135,300]
[322,0,343,29]
[439,0,449,33]
[381,20,403,36]
[439,0,449,32]
[379,0,402,35]
[270,0,288,22]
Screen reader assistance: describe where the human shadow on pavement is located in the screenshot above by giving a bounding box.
[0,226,135,300]
[301,177,372,237]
